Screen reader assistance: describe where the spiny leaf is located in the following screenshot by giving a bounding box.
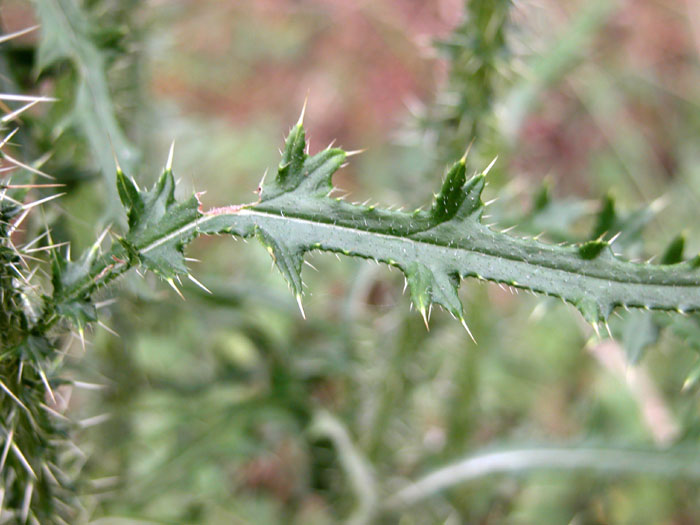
[48,164,201,313]
[430,157,467,223]
[262,120,346,201]
[51,229,105,329]
[46,120,700,337]
[277,122,307,190]
[295,148,346,197]
[204,123,700,326]
[116,168,143,226]
[405,262,465,330]
[51,268,97,331]
[118,167,201,279]
[256,226,304,298]
[453,172,486,221]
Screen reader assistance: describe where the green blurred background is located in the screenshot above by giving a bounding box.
[4,0,700,522]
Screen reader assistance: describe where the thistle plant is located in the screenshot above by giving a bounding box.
[3,0,700,523]
[7,104,699,522]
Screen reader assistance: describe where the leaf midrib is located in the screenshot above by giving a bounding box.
[180,205,697,290]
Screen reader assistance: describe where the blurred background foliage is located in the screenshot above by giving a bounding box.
[3,0,700,522]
